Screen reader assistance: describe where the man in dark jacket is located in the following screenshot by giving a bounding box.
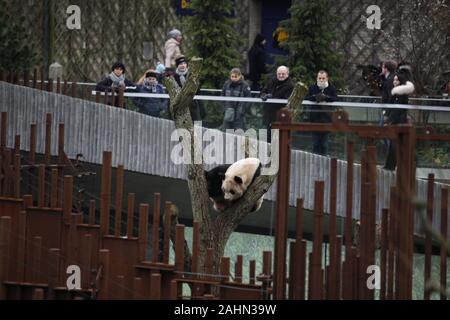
[305,70,338,156]
[248,34,267,91]
[95,62,135,107]
[260,66,294,142]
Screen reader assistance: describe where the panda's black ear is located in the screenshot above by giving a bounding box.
[218,172,225,180]
[234,176,243,184]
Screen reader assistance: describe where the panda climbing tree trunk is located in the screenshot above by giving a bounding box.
[162,59,307,288]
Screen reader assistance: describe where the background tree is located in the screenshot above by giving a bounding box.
[0,0,37,71]
[185,0,241,89]
[276,0,345,90]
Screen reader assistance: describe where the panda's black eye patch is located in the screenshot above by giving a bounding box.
[230,190,235,195]
[234,176,243,184]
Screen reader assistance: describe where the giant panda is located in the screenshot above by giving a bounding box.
[222,157,264,212]
[205,158,264,213]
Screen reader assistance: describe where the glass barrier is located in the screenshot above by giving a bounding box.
[92,90,450,168]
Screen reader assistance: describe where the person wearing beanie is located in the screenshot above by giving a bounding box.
[247,33,267,91]
[133,70,167,118]
[165,29,183,68]
[221,68,251,130]
[95,62,136,106]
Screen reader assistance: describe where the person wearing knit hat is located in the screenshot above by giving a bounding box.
[95,62,135,107]
[133,69,167,118]
[165,29,183,68]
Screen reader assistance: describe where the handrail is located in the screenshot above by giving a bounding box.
[91,90,450,112]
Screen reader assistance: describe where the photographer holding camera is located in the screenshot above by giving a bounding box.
[260,66,294,142]
[305,70,337,156]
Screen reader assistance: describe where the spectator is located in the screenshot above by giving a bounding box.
[260,66,294,142]
[248,34,267,91]
[221,68,251,130]
[304,70,338,156]
[133,70,167,118]
[95,62,135,106]
[173,55,205,121]
[165,29,183,68]
[383,69,415,170]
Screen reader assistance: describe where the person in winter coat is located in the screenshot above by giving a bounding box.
[173,55,205,121]
[304,70,338,156]
[95,62,135,107]
[221,68,252,130]
[247,34,267,91]
[165,29,183,68]
[260,66,294,142]
[133,70,167,118]
[383,69,415,170]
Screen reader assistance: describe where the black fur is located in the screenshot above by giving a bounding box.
[205,164,230,199]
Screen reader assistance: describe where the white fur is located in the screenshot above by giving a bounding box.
[391,81,415,96]
[221,158,264,212]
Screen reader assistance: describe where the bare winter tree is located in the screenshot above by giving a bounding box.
[384,0,450,95]
[162,57,307,276]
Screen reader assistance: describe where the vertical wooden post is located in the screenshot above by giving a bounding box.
[138,204,149,262]
[47,78,53,92]
[119,87,125,108]
[100,151,112,235]
[40,67,44,90]
[63,176,73,225]
[249,260,256,285]
[440,188,448,301]
[175,224,185,272]
[89,200,96,225]
[151,193,161,263]
[44,114,52,165]
[150,274,161,300]
[56,77,61,94]
[32,69,37,88]
[126,193,135,237]
[63,80,68,95]
[235,255,243,283]
[114,165,124,237]
[387,186,397,300]
[424,174,434,300]
[98,249,110,300]
[273,109,292,300]
[0,216,11,299]
[47,248,61,299]
[1,112,7,148]
[14,135,20,156]
[38,165,46,208]
[50,169,58,208]
[343,141,354,300]
[23,70,29,87]
[328,158,338,299]
[57,123,65,164]
[220,257,230,282]
[192,221,200,278]
[14,153,21,198]
[380,208,389,300]
[162,202,172,264]
[311,181,324,300]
